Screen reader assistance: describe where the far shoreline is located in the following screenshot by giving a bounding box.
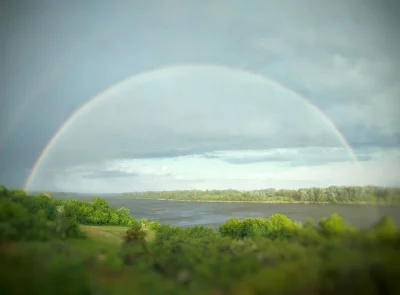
[116,197,398,206]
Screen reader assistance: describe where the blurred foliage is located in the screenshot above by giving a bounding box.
[0,186,400,294]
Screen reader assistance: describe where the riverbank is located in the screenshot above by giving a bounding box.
[119,186,400,206]
[117,197,398,206]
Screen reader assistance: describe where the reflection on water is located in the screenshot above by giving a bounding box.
[106,198,400,229]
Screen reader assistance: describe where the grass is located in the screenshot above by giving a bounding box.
[65,225,129,258]
[62,225,186,294]
[80,225,128,244]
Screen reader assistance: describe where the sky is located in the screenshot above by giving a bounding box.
[1,0,400,193]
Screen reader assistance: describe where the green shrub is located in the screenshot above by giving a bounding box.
[318,213,355,237]
[219,217,242,238]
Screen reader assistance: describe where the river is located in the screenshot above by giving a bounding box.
[105,198,400,229]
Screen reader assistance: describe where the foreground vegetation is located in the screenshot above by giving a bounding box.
[1,185,400,294]
[120,185,400,204]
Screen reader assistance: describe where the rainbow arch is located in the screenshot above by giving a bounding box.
[23,63,359,190]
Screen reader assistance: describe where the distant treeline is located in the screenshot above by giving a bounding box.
[120,186,400,204]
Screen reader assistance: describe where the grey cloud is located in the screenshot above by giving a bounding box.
[286,155,373,167]
[201,153,220,159]
[82,170,138,179]
[240,1,400,136]
[223,156,287,165]
[3,0,399,190]
[343,126,400,149]
[205,148,373,166]
[119,148,210,160]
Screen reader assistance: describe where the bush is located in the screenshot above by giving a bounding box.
[0,194,86,243]
[219,214,301,240]
[318,213,355,237]
[0,198,51,242]
[219,217,242,238]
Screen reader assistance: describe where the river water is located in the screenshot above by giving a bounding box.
[105,198,400,229]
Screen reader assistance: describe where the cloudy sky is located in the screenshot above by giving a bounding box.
[1,0,399,193]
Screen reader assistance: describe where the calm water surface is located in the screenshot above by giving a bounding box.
[105,198,400,229]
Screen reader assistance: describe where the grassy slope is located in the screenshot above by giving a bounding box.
[80,225,128,244]
[54,225,154,294]
[65,225,128,258]
[67,225,186,295]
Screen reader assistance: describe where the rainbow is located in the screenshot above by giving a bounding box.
[23,63,359,191]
